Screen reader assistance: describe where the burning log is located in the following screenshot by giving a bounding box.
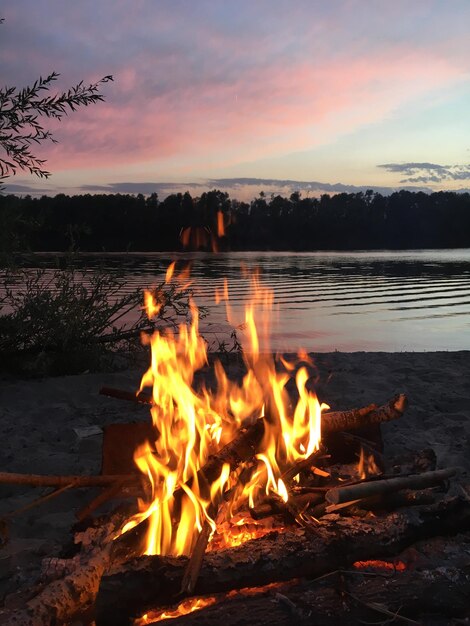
[111,393,408,554]
[325,467,457,505]
[95,493,470,625]
[180,519,214,596]
[321,393,407,433]
[188,394,408,490]
[250,492,324,520]
[138,556,470,626]
[280,449,327,483]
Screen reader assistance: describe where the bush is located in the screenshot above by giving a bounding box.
[0,263,195,376]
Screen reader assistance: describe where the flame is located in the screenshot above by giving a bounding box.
[135,582,300,625]
[216,210,225,237]
[358,447,381,480]
[144,291,162,318]
[136,596,217,625]
[118,267,326,556]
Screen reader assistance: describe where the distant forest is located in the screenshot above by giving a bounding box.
[1,188,470,254]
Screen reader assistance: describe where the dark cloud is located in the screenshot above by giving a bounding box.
[4,177,434,199]
[79,182,205,195]
[2,183,56,194]
[77,177,433,197]
[207,177,432,196]
[378,162,470,183]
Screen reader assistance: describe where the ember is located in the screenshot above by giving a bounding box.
[136,596,218,625]
[135,582,297,625]
[353,559,408,573]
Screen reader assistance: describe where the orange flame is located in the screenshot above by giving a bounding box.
[358,447,381,480]
[118,267,326,556]
[136,596,217,625]
[216,211,225,237]
[135,582,300,624]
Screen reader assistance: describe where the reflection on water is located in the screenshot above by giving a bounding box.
[10,250,470,352]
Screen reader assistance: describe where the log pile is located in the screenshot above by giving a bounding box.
[95,495,470,625]
[1,387,469,626]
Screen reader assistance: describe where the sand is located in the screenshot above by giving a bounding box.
[1,351,470,600]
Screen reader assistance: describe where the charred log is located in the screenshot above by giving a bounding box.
[325,467,456,505]
[250,492,324,520]
[147,554,470,626]
[95,494,470,625]
[322,394,407,433]
[99,386,152,404]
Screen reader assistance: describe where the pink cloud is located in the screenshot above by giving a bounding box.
[39,46,466,175]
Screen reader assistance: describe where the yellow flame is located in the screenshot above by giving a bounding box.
[118,267,326,556]
[165,261,176,283]
[358,447,381,480]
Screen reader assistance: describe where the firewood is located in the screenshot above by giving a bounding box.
[1,523,116,626]
[180,519,214,596]
[154,562,470,626]
[76,481,127,522]
[112,394,408,551]
[325,467,457,505]
[95,493,470,625]
[195,419,266,486]
[0,471,140,489]
[250,492,324,520]
[2,484,74,520]
[201,394,407,487]
[321,393,407,433]
[280,448,327,483]
[99,386,152,404]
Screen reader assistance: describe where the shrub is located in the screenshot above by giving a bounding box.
[0,263,195,375]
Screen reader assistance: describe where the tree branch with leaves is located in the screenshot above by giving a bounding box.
[0,71,113,180]
[0,16,112,183]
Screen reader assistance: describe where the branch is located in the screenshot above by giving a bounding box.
[325,468,457,505]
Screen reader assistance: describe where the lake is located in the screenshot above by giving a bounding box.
[10,249,470,352]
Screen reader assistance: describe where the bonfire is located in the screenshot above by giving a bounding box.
[0,260,467,626]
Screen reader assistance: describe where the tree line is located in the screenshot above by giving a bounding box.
[1,188,470,256]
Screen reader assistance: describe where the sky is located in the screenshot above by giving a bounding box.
[2,0,470,200]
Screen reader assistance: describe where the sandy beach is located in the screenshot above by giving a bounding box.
[1,350,470,602]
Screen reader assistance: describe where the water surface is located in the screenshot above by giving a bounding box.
[12,250,470,352]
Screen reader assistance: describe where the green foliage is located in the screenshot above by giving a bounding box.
[0,19,112,184]
[0,72,113,182]
[0,263,196,375]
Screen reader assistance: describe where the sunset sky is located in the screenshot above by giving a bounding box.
[2,0,470,200]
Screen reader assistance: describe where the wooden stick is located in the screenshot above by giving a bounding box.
[0,472,139,489]
[180,517,215,596]
[99,386,152,404]
[250,492,324,520]
[3,484,74,519]
[92,326,155,344]
[76,481,126,522]
[321,394,407,434]
[325,468,457,505]
[280,448,326,483]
